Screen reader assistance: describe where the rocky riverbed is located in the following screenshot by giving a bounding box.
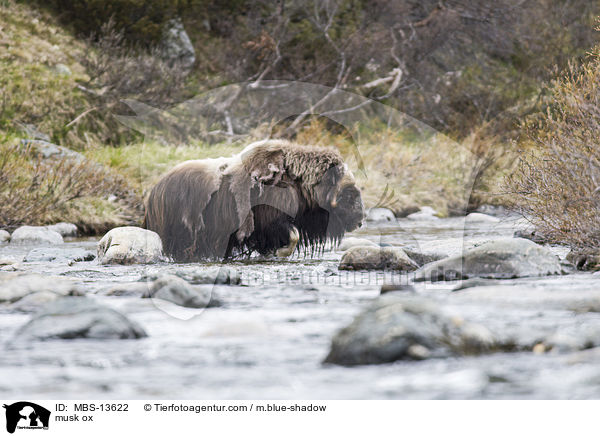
[2,213,600,399]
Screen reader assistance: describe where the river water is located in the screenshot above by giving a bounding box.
[2,215,600,399]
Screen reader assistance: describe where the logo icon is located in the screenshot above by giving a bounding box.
[3,402,50,434]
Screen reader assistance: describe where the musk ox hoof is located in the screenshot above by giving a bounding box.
[97,227,166,265]
[275,227,300,258]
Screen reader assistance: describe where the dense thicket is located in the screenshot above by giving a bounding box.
[507,46,600,249]
[34,0,600,137]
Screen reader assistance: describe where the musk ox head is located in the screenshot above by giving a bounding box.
[144,139,365,261]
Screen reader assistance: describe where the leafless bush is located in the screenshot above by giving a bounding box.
[74,20,192,145]
[185,0,600,136]
[506,47,600,249]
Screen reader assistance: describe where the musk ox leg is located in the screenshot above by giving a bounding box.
[275,226,300,257]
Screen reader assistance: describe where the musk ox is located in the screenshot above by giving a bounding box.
[144,139,365,261]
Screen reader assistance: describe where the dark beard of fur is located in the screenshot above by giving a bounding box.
[229,194,346,261]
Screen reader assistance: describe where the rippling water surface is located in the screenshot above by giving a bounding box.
[2,216,600,399]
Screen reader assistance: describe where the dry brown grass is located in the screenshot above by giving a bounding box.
[0,138,142,232]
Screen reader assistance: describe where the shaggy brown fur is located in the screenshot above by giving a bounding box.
[144,140,364,261]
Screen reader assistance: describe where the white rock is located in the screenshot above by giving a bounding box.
[366,208,396,222]
[338,237,378,251]
[406,206,439,220]
[0,230,10,243]
[97,226,166,265]
[45,222,78,237]
[10,226,63,245]
[465,213,500,224]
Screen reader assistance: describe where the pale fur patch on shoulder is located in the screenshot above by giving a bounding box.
[238,139,343,188]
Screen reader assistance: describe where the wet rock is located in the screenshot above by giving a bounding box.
[324,295,498,366]
[104,282,150,297]
[14,297,147,340]
[451,278,502,291]
[143,275,217,308]
[415,238,562,282]
[339,246,418,271]
[97,227,166,265]
[513,229,549,244]
[24,247,95,263]
[566,249,600,271]
[338,237,378,251]
[0,273,82,304]
[380,284,415,294]
[10,291,65,313]
[45,222,78,238]
[171,267,241,285]
[0,230,9,243]
[366,208,396,222]
[402,248,445,267]
[406,206,439,220]
[412,238,491,260]
[465,213,500,224]
[10,226,63,245]
[161,18,196,69]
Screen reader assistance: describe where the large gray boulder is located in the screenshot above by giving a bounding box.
[14,297,147,340]
[339,246,418,271]
[0,230,9,243]
[161,18,196,69]
[10,226,63,245]
[414,238,562,282]
[97,227,166,265]
[324,295,498,366]
[143,274,217,308]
